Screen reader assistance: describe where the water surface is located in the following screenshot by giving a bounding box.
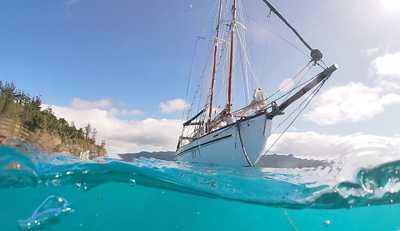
[1,146,400,230]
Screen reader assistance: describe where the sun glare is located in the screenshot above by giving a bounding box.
[381,0,400,13]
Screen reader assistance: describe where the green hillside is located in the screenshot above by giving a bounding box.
[0,81,106,158]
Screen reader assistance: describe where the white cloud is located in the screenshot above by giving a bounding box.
[160,98,189,114]
[381,0,400,14]
[376,79,400,91]
[70,98,143,117]
[373,52,400,92]
[304,52,400,126]
[108,108,144,117]
[373,52,400,77]
[71,98,113,109]
[305,82,400,125]
[47,98,182,155]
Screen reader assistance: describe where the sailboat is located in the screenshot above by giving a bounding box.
[176,0,337,167]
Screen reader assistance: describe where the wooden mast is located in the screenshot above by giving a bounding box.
[207,0,223,131]
[226,0,237,114]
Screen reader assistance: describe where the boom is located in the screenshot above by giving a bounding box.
[261,0,323,62]
[278,65,338,112]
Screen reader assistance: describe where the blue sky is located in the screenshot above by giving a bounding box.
[1,0,400,155]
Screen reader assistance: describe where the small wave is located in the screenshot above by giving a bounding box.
[2,146,400,209]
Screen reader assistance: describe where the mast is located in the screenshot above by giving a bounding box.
[207,0,223,130]
[226,0,237,114]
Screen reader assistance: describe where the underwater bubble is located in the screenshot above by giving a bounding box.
[62,207,72,213]
[323,219,331,226]
[65,171,73,175]
[17,195,73,230]
[51,179,61,186]
[5,161,22,170]
[75,182,90,191]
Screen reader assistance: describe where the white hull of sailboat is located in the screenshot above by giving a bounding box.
[176,113,272,167]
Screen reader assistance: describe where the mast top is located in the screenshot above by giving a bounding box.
[261,0,323,63]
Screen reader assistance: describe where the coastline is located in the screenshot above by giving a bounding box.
[0,81,106,159]
[0,116,105,160]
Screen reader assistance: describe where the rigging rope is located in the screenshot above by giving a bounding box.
[189,42,213,122]
[266,61,312,101]
[256,78,327,164]
[237,0,259,104]
[278,63,314,104]
[183,36,205,120]
[186,0,226,122]
[274,78,323,131]
[267,25,310,59]
[282,209,300,231]
[207,25,229,118]
[261,0,313,52]
[236,122,255,167]
[236,27,252,104]
[262,0,325,65]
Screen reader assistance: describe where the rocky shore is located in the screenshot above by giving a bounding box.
[0,117,105,159]
[0,81,106,159]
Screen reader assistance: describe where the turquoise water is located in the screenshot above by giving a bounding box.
[2,146,400,230]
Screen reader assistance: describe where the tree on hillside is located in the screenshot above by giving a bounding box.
[91,128,97,141]
[84,124,92,140]
[0,81,107,157]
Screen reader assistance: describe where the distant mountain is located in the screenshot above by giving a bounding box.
[258,154,331,168]
[119,151,176,162]
[118,152,331,169]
